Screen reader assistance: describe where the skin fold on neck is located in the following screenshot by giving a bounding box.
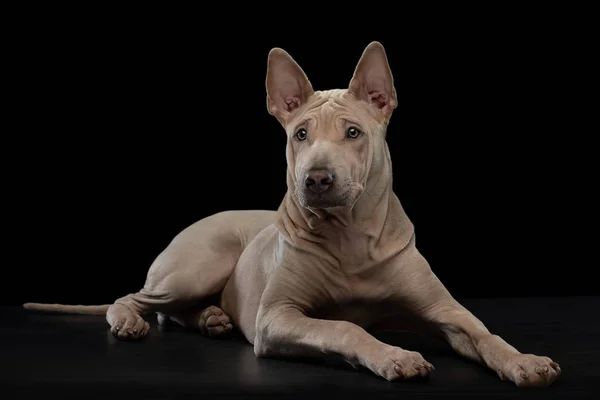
[276,138,415,272]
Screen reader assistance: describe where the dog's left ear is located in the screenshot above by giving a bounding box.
[348,41,397,121]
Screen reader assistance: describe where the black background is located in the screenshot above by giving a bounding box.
[5,10,596,307]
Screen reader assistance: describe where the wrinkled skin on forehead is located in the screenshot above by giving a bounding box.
[284,89,389,210]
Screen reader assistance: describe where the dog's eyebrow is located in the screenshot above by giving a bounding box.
[341,118,364,129]
[291,119,311,133]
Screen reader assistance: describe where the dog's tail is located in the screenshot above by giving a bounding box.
[22,302,111,315]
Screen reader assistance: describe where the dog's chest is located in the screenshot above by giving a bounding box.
[324,229,377,273]
[299,225,401,320]
[318,263,391,310]
[308,271,398,328]
[309,299,383,329]
[314,229,396,299]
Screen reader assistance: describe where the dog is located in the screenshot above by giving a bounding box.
[24,41,560,387]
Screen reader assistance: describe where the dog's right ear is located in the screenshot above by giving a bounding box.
[266,48,314,126]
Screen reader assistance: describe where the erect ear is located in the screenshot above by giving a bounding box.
[348,41,397,121]
[266,47,314,125]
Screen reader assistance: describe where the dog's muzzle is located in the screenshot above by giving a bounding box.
[305,169,334,194]
[299,168,347,208]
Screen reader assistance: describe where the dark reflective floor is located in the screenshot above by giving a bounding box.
[2,297,598,399]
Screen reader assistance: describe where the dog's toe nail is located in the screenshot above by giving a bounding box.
[543,365,549,372]
[535,366,543,374]
[520,372,528,379]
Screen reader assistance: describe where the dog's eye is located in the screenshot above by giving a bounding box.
[295,128,307,141]
[346,127,361,139]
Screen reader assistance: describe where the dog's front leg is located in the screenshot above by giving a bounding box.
[385,246,561,387]
[423,300,561,387]
[254,306,434,381]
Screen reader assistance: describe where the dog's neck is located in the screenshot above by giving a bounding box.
[276,142,415,267]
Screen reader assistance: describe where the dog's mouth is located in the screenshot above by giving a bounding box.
[302,194,342,209]
[297,187,360,209]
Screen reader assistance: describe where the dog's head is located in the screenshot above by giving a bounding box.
[266,41,397,210]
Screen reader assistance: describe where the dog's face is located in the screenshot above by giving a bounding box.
[266,42,397,209]
[284,90,382,209]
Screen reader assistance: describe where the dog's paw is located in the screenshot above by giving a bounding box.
[199,306,233,338]
[499,354,561,387]
[108,305,150,340]
[371,346,434,381]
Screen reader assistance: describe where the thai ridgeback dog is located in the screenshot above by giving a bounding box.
[24,41,560,387]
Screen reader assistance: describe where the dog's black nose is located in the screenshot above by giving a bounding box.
[305,169,334,193]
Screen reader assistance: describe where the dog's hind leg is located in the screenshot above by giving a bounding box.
[24,211,277,341]
[106,247,240,340]
[166,305,234,338]
[105,211,278,340]
[107,290,170,340]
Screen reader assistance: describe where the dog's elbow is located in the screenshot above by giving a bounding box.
[253,338,268,358]
[254,313,286,358]
[254,305,306,358]
[253,325,275,358]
